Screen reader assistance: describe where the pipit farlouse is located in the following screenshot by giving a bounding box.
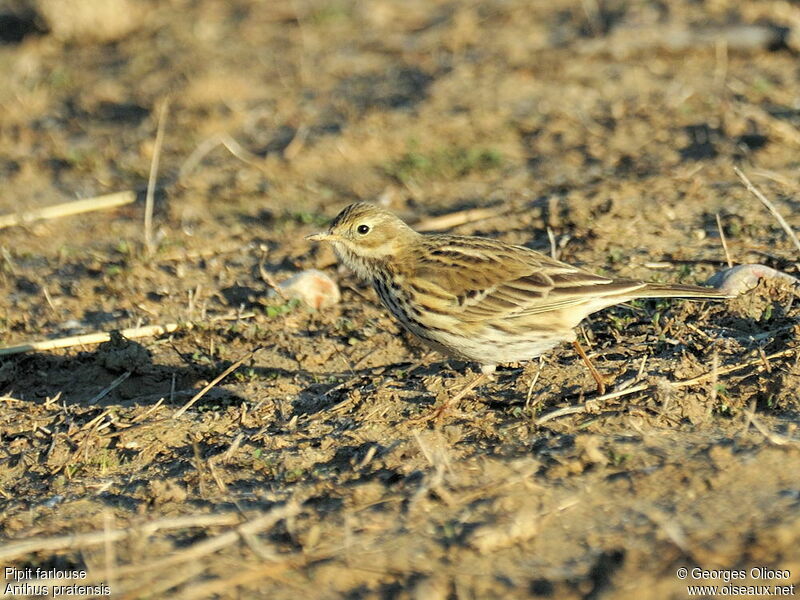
[307,203,731,415]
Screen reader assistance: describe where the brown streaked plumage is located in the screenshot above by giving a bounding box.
[307,203,732,380]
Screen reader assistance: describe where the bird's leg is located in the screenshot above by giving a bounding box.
[572,340,606,396]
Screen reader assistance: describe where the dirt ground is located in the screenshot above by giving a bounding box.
[1,0,800,598]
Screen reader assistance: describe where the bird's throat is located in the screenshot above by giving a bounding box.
[334,243,385,281]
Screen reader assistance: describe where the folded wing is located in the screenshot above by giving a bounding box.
[408,236,647,322]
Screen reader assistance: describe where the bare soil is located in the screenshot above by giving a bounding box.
[1,0,799,598]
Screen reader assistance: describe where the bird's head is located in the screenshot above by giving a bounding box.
[306,203,417,277]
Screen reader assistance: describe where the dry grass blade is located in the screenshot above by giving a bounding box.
[88,371,131,405]
[547,227,558,260]
[748,414,798,446]
[179,133,224,180]
[715,212,733,268]
[179,134,266,181]
[669,348,795,388]
[0,323,181,356]
[118,562,206,600]
[734,166,800,256]
[259,248,290,301]
[112,501,302,577]
[0,191,136,229]
[145,98,170,256]
[172,348,259,418]
[415,206,504,232]
[738,104,800,148]
[535,385,649,425]
[0,513,242,561]
[171,559,304,600]
[3,502,301,586]
[219,134,267,171]
[536,348,795,425]
[752,169,798,189]
[283,124,308,160]
[6,504,303,599]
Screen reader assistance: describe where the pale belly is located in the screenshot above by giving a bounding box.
[410,323,573,367]
[372,277,574,367]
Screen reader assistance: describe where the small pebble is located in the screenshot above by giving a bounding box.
[277,269,340,309]
[36,0,144,42]
[706,263,799,296]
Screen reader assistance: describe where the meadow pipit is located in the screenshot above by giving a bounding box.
[307,203,731,411]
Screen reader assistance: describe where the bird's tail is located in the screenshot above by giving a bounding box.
[631,282,734,300]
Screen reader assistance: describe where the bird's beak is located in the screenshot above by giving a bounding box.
[306,231,336,242]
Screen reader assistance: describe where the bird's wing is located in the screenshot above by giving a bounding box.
[406,237,645,322]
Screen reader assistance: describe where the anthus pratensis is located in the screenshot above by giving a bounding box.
[307,203,732,412]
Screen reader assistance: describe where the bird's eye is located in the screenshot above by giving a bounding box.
[357,224,370,235]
